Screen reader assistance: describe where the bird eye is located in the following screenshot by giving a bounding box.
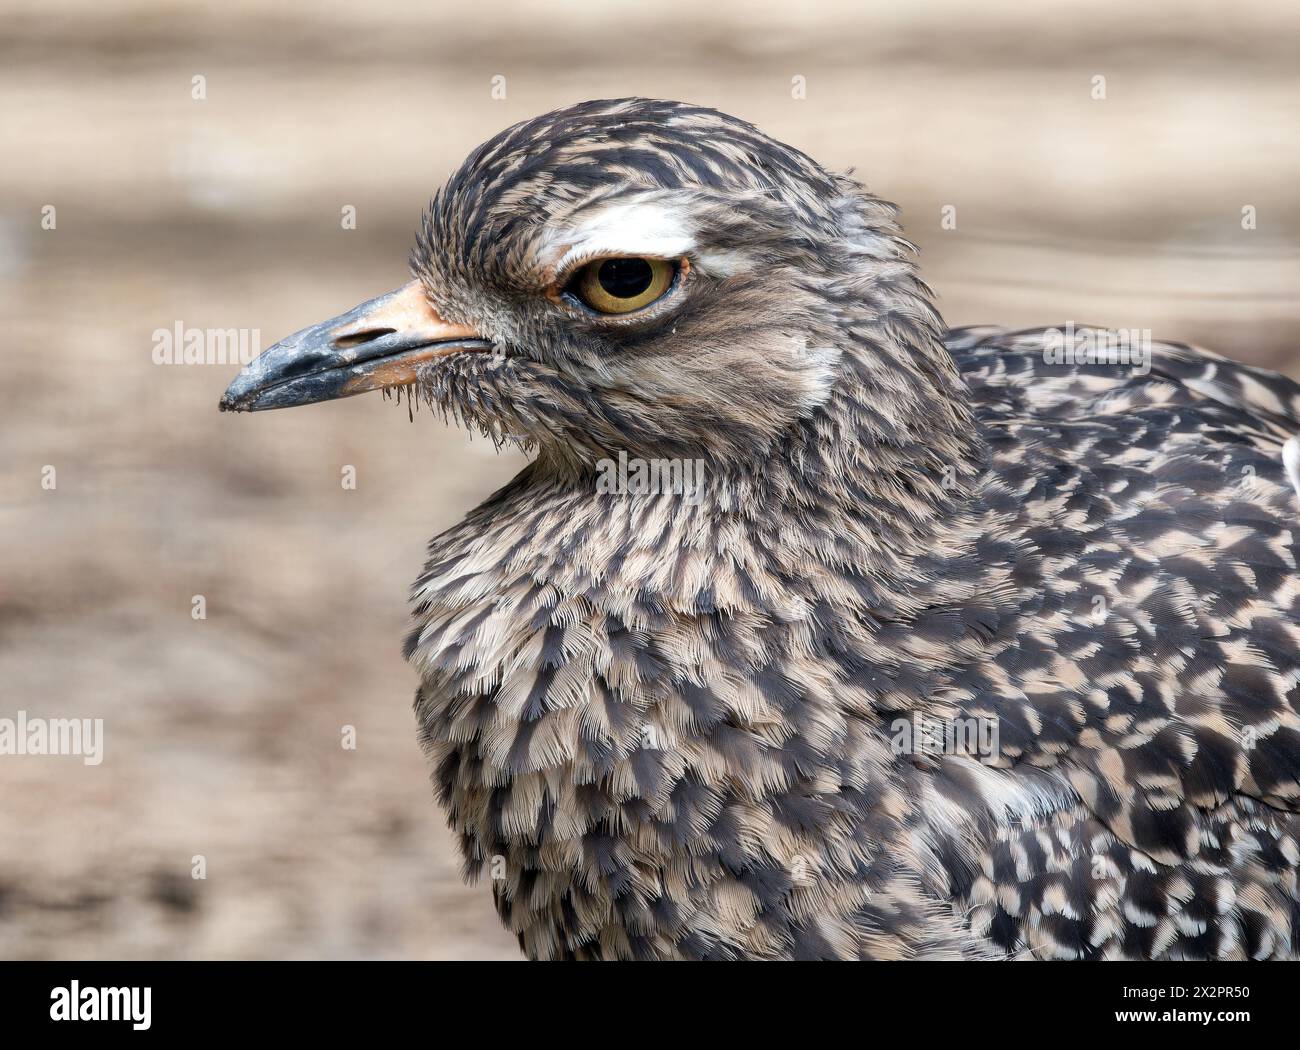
[569,257,676,315]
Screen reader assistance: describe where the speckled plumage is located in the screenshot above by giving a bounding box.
[251,99,1300,959]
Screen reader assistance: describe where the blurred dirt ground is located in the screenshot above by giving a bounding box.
[1,0,1298,958]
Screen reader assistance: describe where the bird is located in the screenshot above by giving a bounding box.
[221,97,1300,960]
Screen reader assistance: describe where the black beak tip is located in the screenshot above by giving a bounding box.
[220,369,267,412]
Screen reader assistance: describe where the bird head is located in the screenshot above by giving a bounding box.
[221,98,971,477]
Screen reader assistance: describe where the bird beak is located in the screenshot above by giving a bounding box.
[219,280,490,412]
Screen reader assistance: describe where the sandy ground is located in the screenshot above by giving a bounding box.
[1,0,1298,958]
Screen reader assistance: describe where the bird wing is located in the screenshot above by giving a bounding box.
[933,326,1300,957]
[949,324,1300,441]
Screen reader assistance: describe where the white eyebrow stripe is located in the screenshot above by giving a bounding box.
[555,201,697,271]
[693,249,750,277]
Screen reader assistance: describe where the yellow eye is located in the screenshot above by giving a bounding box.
[570,257,676,314]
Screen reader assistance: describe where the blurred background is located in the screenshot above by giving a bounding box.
[1,0,1297,959]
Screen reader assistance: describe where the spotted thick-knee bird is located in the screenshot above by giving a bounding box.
[222,98,1300,960]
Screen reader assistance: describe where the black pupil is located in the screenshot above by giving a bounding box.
[597,258,654,299]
